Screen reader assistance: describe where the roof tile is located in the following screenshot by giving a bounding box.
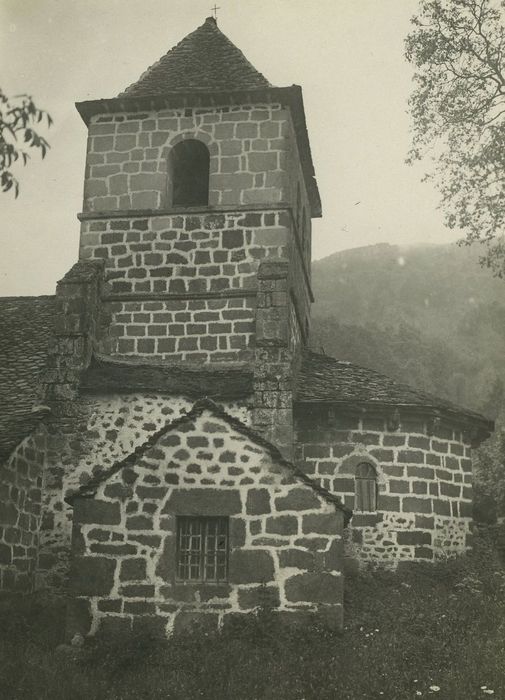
[297,350,492,430]
[0,296,55,460]
[120,17,271,97]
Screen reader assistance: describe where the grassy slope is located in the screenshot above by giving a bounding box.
[1,532,504,700]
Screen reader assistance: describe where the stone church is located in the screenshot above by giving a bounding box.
[0,17,492,637]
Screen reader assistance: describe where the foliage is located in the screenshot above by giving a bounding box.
[0,88,52,197]
[405,0,505,275]
[1,533,505,699]
[474,423,505,521]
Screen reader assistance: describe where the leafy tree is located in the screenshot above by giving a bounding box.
[0,89,52,197]
[480,376,505,420]
[474,381,505,523]
[405,0,505,275]
[474,427,505,522]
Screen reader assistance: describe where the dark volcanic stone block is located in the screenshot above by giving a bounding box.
[229,550,275,584]
[0,543,12,565]
[163,489,241,515]
[302,513,340,535]
[70,556,116,596]
[278,548,315,571]
[397,531,432,546]
[0,502,18,525]
[238,584,280,610]
[120,557,147,581]
[275,488,320,511]
[246,488,271,515]
[265,515,298,536]
[73,499,121,525]
[402,497,433,514]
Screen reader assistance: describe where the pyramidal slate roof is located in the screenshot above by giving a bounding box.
[0,296,56,461]
[120,17,271,97]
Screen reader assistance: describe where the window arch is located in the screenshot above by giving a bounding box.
[355,462,378,512]
[168,139,210,207]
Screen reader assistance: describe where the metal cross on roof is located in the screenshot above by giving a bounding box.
[211,4,220,20]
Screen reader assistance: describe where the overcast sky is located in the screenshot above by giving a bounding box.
[0,0,457,296]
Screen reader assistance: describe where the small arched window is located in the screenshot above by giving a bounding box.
[355,462,378,512]
[169,139,210,207]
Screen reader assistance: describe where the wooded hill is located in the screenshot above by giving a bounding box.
[310,242,505,419]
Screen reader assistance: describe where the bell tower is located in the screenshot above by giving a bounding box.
[75,16,321,452]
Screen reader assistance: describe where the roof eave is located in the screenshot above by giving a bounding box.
[294,398,494,444]
[78,354,254,399]
[75,85,322,218]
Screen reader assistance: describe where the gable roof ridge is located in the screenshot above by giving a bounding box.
[66,397,351,520]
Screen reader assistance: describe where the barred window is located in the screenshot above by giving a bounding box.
[176,516,228,582]
[355,462,378,512]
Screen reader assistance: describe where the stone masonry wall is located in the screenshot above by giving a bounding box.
[66,408,344,639]
[79,101,313,363]
[80,211,289,296]
[80,210,290,362]
[37,394,250,589]
[101,296,257,363]
[0,430,46,591]
[295,407,473,566]
[82,104,289,212]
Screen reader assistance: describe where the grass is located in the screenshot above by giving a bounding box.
[1,530,505,700]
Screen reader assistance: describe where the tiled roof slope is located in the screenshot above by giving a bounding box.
[0,296,55,461]
[297,351,492,429]
[120,17,271,97]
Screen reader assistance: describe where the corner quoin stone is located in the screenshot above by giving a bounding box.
[70,556,116,596]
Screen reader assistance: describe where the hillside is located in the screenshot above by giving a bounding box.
[310,242,505,416]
